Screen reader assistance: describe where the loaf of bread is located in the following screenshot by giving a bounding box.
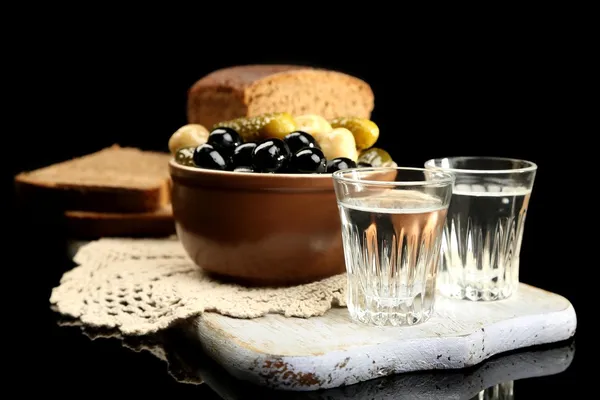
[64,206,175,238]
[14,145,172,213]
[187,65,375,128]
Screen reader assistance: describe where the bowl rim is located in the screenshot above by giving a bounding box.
[169,159,399,180]
[169,158,337,180]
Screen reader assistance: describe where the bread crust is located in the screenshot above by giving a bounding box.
[14,145,171,213]
[64,205,175,238]
[187,65,375,128]
[188,64,311,94]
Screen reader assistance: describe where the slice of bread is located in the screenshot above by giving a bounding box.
[14,145,172,213]
[187,65,375,128]
[64,205,175,238]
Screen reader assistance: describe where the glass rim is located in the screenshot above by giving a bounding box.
[424,156,538,175]
[332,166,455,187]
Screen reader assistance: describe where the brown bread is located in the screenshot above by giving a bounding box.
[64,205,175,238]
[14,145,172,213]
[187,65,375,128]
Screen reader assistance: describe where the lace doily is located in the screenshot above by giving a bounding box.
[50,237,346,336]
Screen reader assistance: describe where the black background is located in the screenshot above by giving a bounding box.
[7,14,588,397]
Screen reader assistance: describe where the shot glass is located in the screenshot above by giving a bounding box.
[332,167,454,326]
[424,157,537,301]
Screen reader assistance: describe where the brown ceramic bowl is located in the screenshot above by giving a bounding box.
[170,161,348,286]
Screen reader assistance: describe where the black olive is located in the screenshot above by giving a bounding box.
[327,157,358,173]
[283,131,319,154]
[207,127,243,156]
[193,143,228,171]
[289,148,327,174]
[251,139,291,173]
[231,142,257,168]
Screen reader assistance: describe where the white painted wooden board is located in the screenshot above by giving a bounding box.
[193,340,574,399]
[194,283,577,391]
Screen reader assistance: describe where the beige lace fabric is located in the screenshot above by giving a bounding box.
[50,237,346,335]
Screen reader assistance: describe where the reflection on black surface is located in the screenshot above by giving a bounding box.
[469,382,513,400]
[56,316,575,399]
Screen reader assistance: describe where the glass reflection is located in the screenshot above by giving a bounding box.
[471,381,514,400]
[57,316,575,399]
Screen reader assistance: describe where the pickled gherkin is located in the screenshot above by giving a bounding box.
[175,146,197,167]
[357,147,394,167]
[329,117,379,150]
[212,112,297,142]
[259,113,297,140]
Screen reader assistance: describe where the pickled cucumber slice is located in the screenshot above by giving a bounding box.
[358,147,394,167]
[213,113,297,142]
[329,117,379,150]
[175,146,197,167]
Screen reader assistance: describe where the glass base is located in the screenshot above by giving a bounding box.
[348,306,434,327]
[347,293,435,326]
[438,283,516,301]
